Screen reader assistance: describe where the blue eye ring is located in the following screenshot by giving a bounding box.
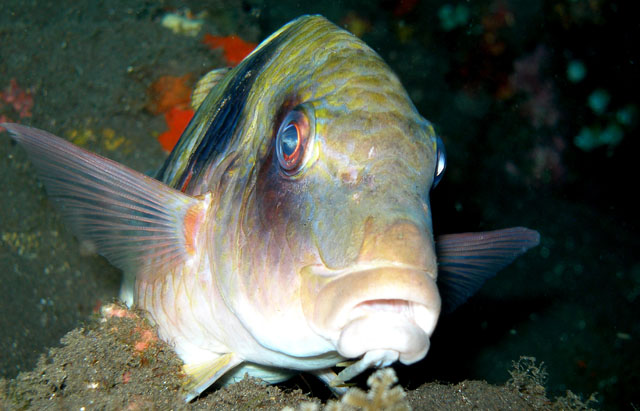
[432,136,446,189]
[280,122,301,163]
[276,106,314,176]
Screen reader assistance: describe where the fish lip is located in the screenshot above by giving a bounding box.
[336,305,432,364]
[302,264,441,359]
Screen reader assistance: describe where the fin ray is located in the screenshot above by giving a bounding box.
[3,123,211,280]
[191,67,231,111]
[436,227,540,313]
[183,353,242,402]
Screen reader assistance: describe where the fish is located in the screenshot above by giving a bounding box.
[2,15,539,401]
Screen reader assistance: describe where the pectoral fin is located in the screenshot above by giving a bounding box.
[436,227,540,313]
[2,123,211,286]
[183,353,243,402]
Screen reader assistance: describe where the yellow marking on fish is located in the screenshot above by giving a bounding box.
[183,352,242,402]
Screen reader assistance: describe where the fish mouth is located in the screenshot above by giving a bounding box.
[302,264,441,365]
[337,298,435,364]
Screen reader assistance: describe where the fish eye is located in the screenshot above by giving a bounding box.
[432,136,446,189]
[276,106,313,176]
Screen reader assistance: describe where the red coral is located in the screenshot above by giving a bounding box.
[0,78,34,119]
[202,33,257,66]
[157,106,194,152]
[146,74,195,152]
[0,78,34,131]
[102,303,138,319]
[146,74,193,115]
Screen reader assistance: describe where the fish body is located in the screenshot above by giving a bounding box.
[3,15,539,401]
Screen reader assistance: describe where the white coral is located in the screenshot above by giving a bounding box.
[284,368,411,411]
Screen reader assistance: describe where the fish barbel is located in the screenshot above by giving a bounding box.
[3,15,539,401]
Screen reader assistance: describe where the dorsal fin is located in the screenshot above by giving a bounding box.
[190,67,231,111]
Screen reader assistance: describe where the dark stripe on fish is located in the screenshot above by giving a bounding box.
[156,33,284,192]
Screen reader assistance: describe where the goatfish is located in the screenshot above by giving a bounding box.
[2,15,539,401]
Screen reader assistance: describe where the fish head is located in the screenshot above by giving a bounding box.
[167,16,445,370]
